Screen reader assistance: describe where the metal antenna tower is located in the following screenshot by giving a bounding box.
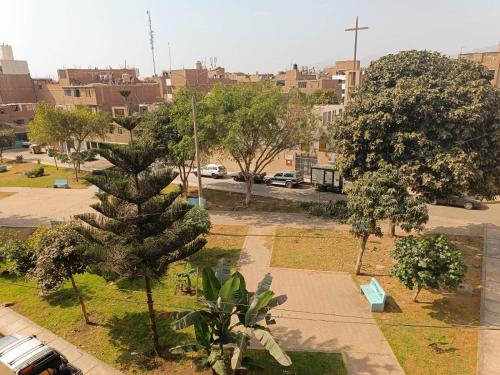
[146,10,157,76]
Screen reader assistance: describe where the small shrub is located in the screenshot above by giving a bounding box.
[25,166,44,178]
[15,154,24,163]
[301,200,348,222]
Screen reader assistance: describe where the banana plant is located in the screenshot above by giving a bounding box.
[170,259,291,374]
[176,261,197,294]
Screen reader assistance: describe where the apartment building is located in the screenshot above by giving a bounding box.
[165,61,236,100]
[0,44,36,141]
[323,60,364,103]
[273,64,341,97]
[459,44,500,88]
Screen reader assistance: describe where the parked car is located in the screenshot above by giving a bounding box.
[193,164,227,178]
[231,171,266,183]
[433,195,480,210]
[265,170,304,188]
[29,144,43,154]
[0,334,82,375]
[20,141,31,148]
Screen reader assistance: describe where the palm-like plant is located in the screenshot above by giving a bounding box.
[170,259,291,374]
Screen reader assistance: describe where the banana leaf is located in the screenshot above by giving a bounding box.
[253,328,292,367]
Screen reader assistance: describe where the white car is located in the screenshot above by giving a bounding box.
[193,164,227,178]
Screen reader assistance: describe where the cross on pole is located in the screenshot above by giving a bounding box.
[345,16,369,71]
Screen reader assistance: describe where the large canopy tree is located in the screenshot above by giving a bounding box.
[77,142,211,356]
[331,50,500,200]
[205,82,315,206]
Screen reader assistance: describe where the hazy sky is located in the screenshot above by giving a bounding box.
[1,0,499,78]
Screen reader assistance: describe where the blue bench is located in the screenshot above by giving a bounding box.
[187,197,208,208]
[0,165,7,173]
[53,179,69,189]
[360,277,386,312]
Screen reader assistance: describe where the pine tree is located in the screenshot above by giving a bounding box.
[77,142,210,356]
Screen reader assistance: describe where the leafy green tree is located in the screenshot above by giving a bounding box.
[391,235,467,302]
[137,89,216,198]
[308,88,340,105]
[331,50,500,200]
[30,103,110,178]
[77,142,211,356]
[205,82,315,206]
[0,224,92,323]
[0,129,15,161]
[30,223,92,323]
[347,169,428,274]
[170,259,291,374]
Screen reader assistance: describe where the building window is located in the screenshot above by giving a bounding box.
[74,89,81,97]
[64,89,72,96]
[113,107,126,117]
[86,89,92,97]
[298,81,307,88]
[318,136,327,152]
[14,119,25,125]
[109,125,114,134]
[117,128,123,134]
[338,109,343,116]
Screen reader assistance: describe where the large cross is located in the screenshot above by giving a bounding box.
[345,16,369,71]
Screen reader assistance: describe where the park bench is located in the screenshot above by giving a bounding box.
[53,179,69,189]
[0,165,7,173]
[360,277,386,312]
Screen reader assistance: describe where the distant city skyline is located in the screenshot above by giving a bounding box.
[1,0,499,78]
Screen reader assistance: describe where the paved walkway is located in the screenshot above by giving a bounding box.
[477,225,500,375]
[238,225,404,375]
[0,307,122,374]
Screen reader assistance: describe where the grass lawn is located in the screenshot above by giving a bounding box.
[0,225,346,374]
[164,184,304,213]
[248,350,346,375]
[0,225,246,374]
[0,160,90,189]
[270,227,482,375]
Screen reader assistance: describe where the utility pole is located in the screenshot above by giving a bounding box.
[345,16,369,71]
[146,10,157,76]
[191,95,203,206]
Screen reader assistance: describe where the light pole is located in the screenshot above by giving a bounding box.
[191,95,203,206]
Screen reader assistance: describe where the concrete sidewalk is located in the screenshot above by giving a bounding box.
[477,225,500,375]
[0,307,122,374]
[238,226,405,375]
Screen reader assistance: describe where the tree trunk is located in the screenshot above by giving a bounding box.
[70,275,90,324]
[413,286,422,302]
[179,165,189,199]
[354,235,369,275]
[53,156,58,170]
[388,220,396,237]
[129,130,133,143]
[144,275,162,356]
[73,161,79,181]
[244,178,253,207]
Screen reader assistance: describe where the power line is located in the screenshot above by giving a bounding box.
[2,280,499,331]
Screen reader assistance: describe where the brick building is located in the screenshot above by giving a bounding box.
[273,64,341,97]
[165,61,236,100]
[0,44,36,141]
[459,44,500,88]
[323,60,364,103]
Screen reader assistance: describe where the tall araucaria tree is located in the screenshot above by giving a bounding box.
[331,50,500,200]
[76,142,211,356]
[205,82,315,206]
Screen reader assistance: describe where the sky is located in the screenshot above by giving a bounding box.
[1,0,499,78]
